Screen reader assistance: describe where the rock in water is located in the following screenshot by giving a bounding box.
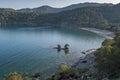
[64,44,70,49]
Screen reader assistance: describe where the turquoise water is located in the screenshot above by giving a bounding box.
[0,26,105,77]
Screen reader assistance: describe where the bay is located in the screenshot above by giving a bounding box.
[0,26,105,77]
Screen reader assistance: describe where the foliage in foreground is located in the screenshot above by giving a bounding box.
[5,72,32,80]
[94,32,120,78]
[47,64,89,80]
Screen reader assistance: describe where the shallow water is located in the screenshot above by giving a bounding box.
[0,26,105,77]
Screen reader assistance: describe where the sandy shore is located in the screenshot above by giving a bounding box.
[80,27,115,39]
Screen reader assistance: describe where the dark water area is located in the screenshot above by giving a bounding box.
[0,26,105,78]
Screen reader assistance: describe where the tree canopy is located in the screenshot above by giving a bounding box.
[94,32,120,78]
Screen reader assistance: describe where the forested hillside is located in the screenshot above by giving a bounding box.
[94,32,120,78]
[0,3,120,31]
[18,3,113,13]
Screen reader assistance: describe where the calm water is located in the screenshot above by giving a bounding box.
[0,26,105,77]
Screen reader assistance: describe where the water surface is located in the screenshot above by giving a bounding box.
[0,26,105,77]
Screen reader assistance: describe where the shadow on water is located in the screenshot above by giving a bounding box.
[64,49,69,55]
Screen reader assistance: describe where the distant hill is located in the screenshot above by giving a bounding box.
[18,3,113,13]
[17,6,60,13]
[0,3,120,31]
[0,8,15,12]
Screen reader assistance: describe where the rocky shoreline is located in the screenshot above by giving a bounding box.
[31,49,96,80]
[69,49,96,68]
[45,50,99,80]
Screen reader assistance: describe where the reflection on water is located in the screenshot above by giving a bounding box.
[56,47,69,54]
[64,49,69,54]
[0,26,105,78]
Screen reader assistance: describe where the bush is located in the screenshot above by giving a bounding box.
[5,72,23,80]
[59,64,69,72]
[5,72,32,80]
